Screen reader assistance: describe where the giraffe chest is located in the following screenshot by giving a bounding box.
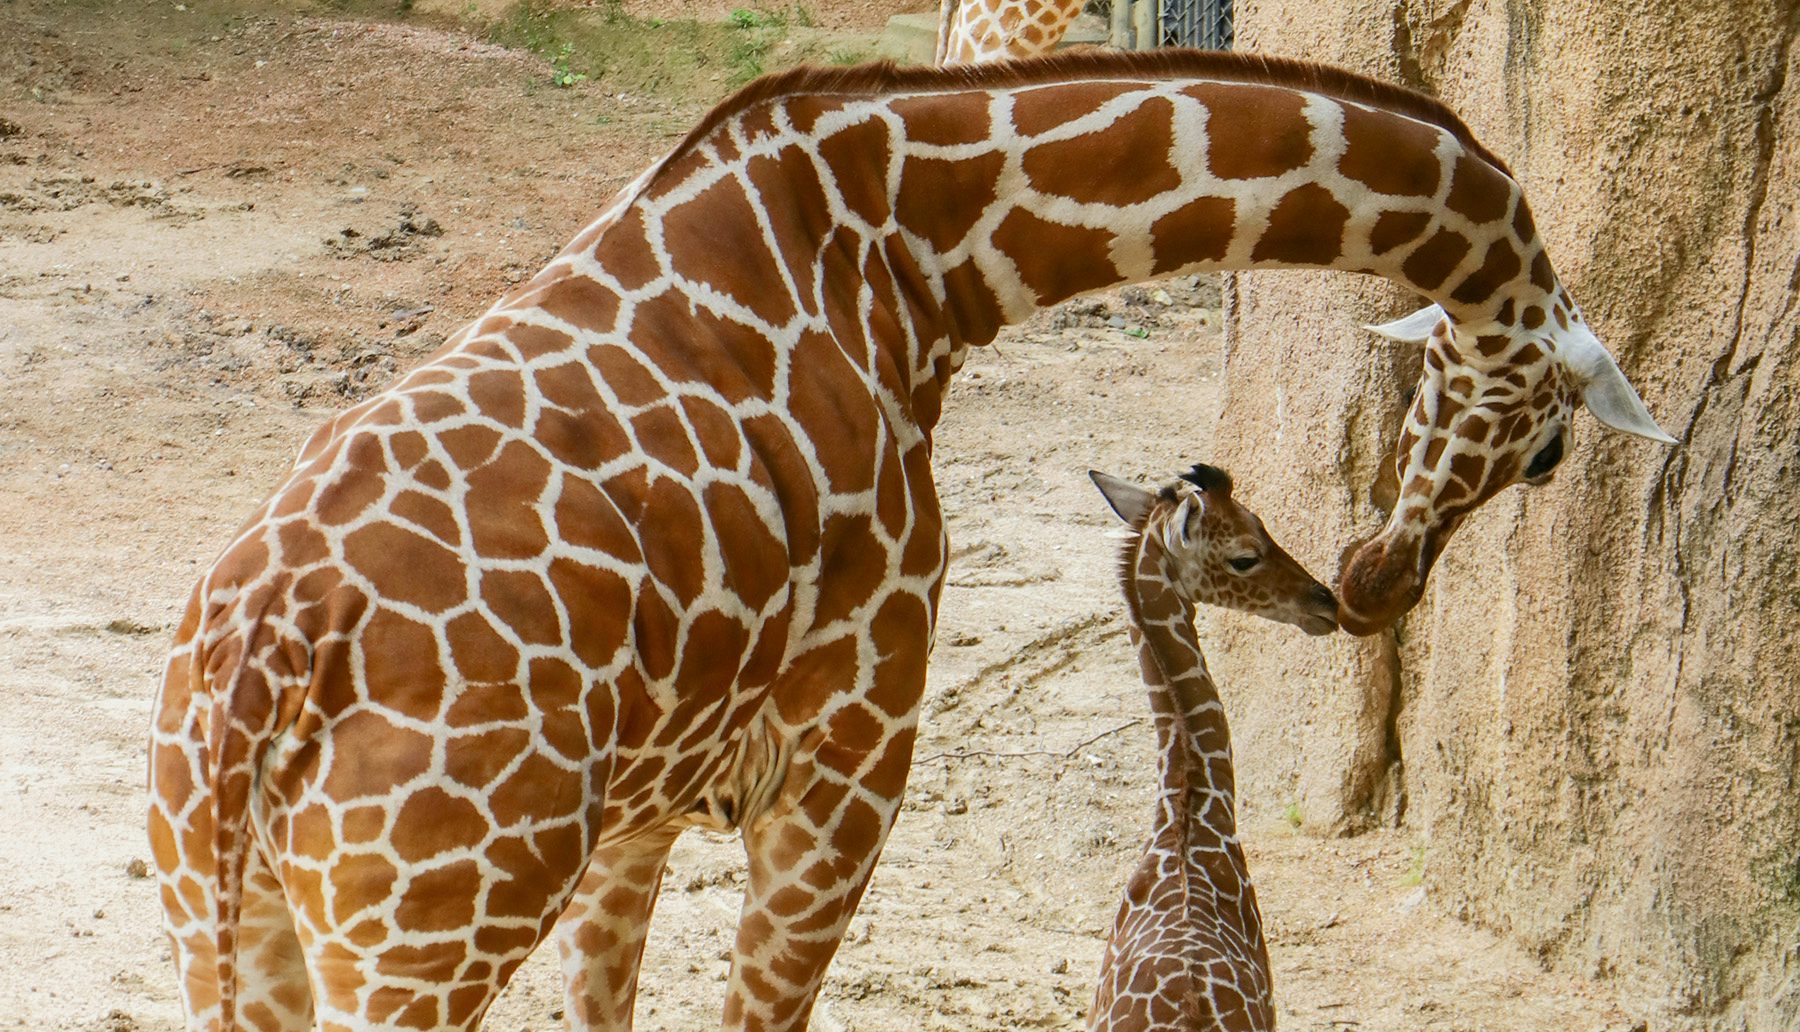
[592,476,951,839]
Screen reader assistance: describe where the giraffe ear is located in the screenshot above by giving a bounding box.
[1089,470,1155,527]
[1365,304,1446,343]
[1168,496,1197,550]
[1559,329,1679,444]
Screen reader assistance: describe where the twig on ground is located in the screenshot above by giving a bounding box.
[916,719,1142,765]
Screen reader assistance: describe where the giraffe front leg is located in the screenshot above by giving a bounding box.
[724,732,915,1032]
[553,826,682,1031]
[721,601,930,1031]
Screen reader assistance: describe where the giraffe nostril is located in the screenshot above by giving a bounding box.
[1311,584,1338,610]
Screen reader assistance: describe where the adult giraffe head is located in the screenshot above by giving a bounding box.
[1335,293,1674,635]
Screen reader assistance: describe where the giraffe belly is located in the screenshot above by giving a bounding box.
[592,594,800,841]
[668,707,798,835]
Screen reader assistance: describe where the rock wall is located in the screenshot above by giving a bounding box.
[1208,0,1800,1025]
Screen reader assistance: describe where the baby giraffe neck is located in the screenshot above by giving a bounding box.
[1121,535,1239,850]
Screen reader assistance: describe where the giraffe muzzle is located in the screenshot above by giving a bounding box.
[1298,583,1340,636]
[1334,526,1440,635]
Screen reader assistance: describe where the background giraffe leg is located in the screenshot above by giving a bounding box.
[553,826,682,1031]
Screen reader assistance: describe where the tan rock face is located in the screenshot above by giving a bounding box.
[1214,1,1800,1025]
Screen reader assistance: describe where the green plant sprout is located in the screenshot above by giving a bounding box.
[550,41,588,87]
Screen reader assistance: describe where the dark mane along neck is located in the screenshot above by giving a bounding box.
[663,49,1509,181]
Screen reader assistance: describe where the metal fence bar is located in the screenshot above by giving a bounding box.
[1111,0,1233,52]
[1108,0,1134,50]
[1158,0,1234,50]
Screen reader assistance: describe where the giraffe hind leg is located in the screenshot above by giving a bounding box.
[720,598,929,1031]
[150,816,313,1031]
[282,744,605,1031]
[235,849,315,1032]
[553,826,682,1031]
[151,651,310,1030]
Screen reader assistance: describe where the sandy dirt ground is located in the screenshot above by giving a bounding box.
[0,2,1647,1029]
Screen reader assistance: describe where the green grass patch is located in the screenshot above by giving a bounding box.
[483,1,851,100]
[486,0,740,99]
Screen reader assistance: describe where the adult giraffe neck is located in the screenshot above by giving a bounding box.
[498,54,1660,635]
[1121,530,1238,849]
[562,54,1556,399]
[530,58,1551,450]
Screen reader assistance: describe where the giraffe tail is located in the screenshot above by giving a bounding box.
[204,666,254,1030]
[201,614,291,1030]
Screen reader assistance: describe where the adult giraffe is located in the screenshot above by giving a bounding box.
[149,51,1673,1031]
[936,0,1085,65]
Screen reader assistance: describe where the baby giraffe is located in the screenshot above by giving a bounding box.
[1087,465,1338,1031]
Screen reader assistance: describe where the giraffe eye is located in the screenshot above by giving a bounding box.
[1524,432,1565,481]
[1228,555,1261,573]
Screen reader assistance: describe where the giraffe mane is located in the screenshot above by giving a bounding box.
[1114,501,1170,659]
[1117,524,1149,633]
[660,48,1512,183]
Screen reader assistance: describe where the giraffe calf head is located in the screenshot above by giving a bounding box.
[1091,465,1339,636]
[1337,302,1676,635]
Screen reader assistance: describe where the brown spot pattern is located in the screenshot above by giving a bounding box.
[1401,227,1472,291]
[1252,183,1349,266]
[1022,97,1183,206]
[992,206,1119,303]
[1151,196,1237,274]
[1185,82,1313,180]
[1339,104,1444,196]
